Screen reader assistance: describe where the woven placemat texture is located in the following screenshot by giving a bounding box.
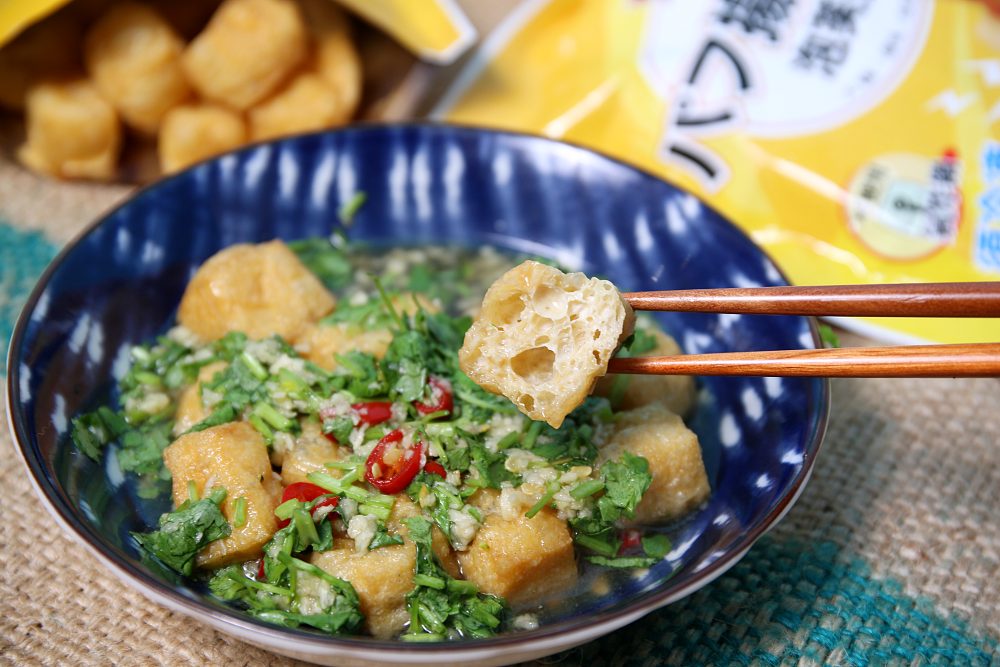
[1,166,998,666]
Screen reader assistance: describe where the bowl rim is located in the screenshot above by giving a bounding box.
[5,122,830,659]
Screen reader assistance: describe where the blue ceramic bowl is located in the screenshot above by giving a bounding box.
[6,125,828,666]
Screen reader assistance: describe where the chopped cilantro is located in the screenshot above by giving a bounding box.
[131,487,231,575]
[402,517,505,640]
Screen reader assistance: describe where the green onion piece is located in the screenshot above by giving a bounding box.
[277,368,310,393]
[186,480,199,503]
[130,347,152,364]
[419,410,449,422]
[523,421,543,449]
[307,471,346,493]
[254,403,294,431]
[293,508,320,546]
[206,487,227,505]
[233,497,248,528]
[416,601,446,634]
[134,371,163,387]
[338,191,367,224]
[274,498,301,520]
[248,413,274,445]
[365,493,396,509]
[358,502,391,522]
[569,479,605,499]
[363,426,387,442]
[424,423,455,438]
[239,351,269,380]
[524,483,559,519]
[445,579,478,596]
[574,533,619,557]
[495,431,520,450]
[413,574,446,590]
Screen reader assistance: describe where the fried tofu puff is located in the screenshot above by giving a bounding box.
[164,422,282,569]
[18,79,121,180]
[457,489,577,608]
[84,3,191,134]
[177,240,335,342]
[181,0,308,110]
[158,103,246,173]
[597,403,709,524]
[310,498,457,639]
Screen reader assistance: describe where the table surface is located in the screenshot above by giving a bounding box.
[1,155,998,666]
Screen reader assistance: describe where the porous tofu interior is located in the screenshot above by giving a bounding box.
[163,422,281,569]
[177,240,335,342]
[459,261,635,428]
[598,403,710,524]
[458,490,578,609]
[594,327,696,416]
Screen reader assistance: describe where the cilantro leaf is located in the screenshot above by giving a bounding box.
[70,406,127,460]
[642,534,672,559]
[597,451,652,523]
[132,490,231,575]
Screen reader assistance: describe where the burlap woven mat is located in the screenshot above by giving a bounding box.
[2,161,998,666]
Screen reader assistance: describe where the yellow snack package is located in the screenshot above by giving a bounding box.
[434,0,1000,344]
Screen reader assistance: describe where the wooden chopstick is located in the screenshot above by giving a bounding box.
[607,343,1000,378]
[621,282,1000,317]
[612,282,1000,377]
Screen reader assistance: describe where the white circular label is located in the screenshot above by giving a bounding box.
[638,0,933,138]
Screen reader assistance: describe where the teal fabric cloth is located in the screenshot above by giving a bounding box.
[0,222,57,374]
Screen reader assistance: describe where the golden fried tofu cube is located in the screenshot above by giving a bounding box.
[177,240,335,342]
[457,492,577,608]
[311,537,416,639]
[388,496,460,578]
[18,79,121,181]
[173,361,228,436]
[296,323,392,370]
[84,3,191,134]
[460,261,635,428]
[163,422,281,569]
[0,10,81,110]
[158,103,247,173]
[250,72,352,141]
[595,328,696,416]
[181,0,307,110]
[279,420,344,484]
[299,0,361,120]
[598,403,709,524]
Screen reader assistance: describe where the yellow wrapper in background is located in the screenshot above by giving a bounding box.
[434,0,1000,344]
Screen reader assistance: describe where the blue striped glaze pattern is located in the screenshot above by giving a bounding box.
[7,125,828,650]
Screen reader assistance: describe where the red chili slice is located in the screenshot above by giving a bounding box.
[414,376,453,416]
[618,528,642,555]
[256,558,266,580]
[424,460,447,479]
[276,482,340,528]
[352,401,394,426]
[365,429,424,494]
